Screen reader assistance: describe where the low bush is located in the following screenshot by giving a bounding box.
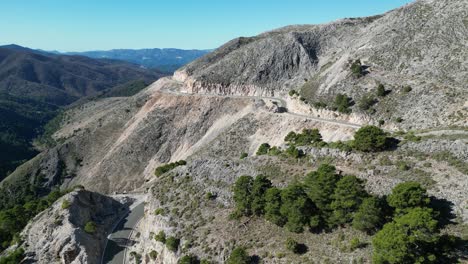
[166,236,180,252]
[84,221,97,234]
[256,143,271,155]
[154,231,166,243]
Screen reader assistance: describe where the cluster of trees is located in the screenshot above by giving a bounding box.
[0,247,24,264]
[232,164,378,232]
[0,188,71,251]
[154,160,187,176]
[371,182,457,263]
[232,169,460,262]
[256,126,392,159]
[256,143,303,159]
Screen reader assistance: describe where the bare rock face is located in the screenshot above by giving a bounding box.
[19,189,127,264]
[178,0,467,129]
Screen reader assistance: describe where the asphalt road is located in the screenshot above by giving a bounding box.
[102,203,145,264]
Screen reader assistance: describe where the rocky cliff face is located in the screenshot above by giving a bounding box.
[18,189,126,264]
[177,0,467,129]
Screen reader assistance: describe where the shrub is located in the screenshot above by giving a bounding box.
[395,117,403,123]
[154,230,166,243]
[265,187,286,226]
[267,146,280,156]
[387,182,430,211]
[154,208,165,215]
[376,84,386,97]
[373,207,439,264]
[352,197,383,233]
[285,238,300,254]
[280,184,315,233]
[149,250,158,260]
[289,90,298,96]
[84,221,97,234]
[396,160,411,171]
[61,199,71,209]
[251,175,272,215]
[233,176,254,216]
[334,94,352,113]
[353,125,389,152]
[166,236,180,252]
[350,59,363,77]
[285,145,303,158]
[240,152,248,159]
[256,143,271,155]
[178,254,199,264]
[227,247,251,264]
[313,101,327,109]
[349,237,366,251]
[358,95,376,111]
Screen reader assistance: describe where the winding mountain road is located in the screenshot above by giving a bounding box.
[101,203,145,264]
[161,80,363,129]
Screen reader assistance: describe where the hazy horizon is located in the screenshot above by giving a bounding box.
[0,0,413,52]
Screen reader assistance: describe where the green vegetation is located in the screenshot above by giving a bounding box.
[154,231,166,243]
[233,164,372,232]
[166,236,180,252]
[149,250,158,260]
[233,175,255,216]
[178,255,199,264]
[352,197,384,233]
[154,160,187,176]
[329,176,367,227]
[280,183,314,233]
[288,90,298,97]
[350,59,363,77]
[334,94,352,114]
[256,143,271,155]
[395,117,403,123]
[376,84,386,97]
[373,207,438,263]
[84,221,97,234]
[0,188,72,251]
[353,126,389,152]
[285,129,322,146]
[61,199,71,209]
[285,238,301,254]
[154,208,165,215]
[0,247,24,264]
[358,95,376,111]
[251,175,272,215]
[387,182,430,211]
[240,152,248,159]
[227,247,251,264]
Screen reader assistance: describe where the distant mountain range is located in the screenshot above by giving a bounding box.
[59,48,211,73]
[0,44,166,180]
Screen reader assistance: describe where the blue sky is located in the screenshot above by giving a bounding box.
[0,0,413,51]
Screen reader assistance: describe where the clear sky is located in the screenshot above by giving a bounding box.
[0,0,414,52]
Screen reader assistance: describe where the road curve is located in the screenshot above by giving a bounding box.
[161,81,363,130]
[102,203,145,264]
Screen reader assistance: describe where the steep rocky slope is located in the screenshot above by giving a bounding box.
[176,0,467,129]
[17,189,127,263]
[1,0,467,263]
